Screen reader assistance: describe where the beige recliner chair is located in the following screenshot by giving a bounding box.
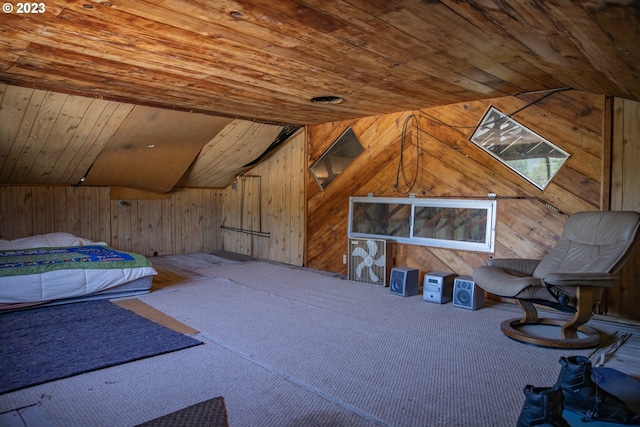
[473,211,640,349]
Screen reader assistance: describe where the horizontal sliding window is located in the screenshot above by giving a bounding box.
[350,201,412,238]
[349,197,496,252]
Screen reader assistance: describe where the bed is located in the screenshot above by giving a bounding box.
[0,232,157,310]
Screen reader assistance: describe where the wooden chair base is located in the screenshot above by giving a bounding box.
[501,317,601,349]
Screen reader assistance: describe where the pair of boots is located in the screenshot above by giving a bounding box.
[517,356,640,426]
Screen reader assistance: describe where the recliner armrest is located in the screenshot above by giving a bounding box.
[543,272,619,288]
[484,258,540,276]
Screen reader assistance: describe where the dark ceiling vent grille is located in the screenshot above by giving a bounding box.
[310,96,343,104]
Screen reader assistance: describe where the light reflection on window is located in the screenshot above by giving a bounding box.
[349,197,496,252]
[470,107,570,190]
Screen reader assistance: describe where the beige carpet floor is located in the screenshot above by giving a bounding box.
[0,261,636,427]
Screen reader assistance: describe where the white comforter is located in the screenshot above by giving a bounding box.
[0,233,157,304]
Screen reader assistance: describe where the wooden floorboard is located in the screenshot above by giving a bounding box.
[113,299,199,334]
[586,318,640,377]
[148,252,244,288]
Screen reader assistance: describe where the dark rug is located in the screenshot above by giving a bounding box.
[0,299,202,395]
[136,396,228,427]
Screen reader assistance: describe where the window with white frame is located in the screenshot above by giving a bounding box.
[349,196,497,252]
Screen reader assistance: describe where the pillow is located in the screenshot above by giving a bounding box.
[0,232,102,250]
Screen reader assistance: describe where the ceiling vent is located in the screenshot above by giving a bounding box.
[310,96,343,104]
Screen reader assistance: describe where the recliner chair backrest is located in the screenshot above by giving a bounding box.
[533,211,640,278]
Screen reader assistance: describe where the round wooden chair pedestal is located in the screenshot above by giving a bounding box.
[500,318,601,349]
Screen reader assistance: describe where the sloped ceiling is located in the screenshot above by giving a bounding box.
[0,84,284,190]
[178,120,287,189]
[1,1,639,190]
[1,1,639,125]
[82,106,234,192]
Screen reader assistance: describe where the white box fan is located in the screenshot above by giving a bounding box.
[348,238,392,286]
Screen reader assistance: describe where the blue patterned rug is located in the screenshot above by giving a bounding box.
[0,299,202,394]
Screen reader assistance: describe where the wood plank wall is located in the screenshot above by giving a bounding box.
[0,92,636,319]
[111,187,224,255]
[609,98,640,319]
[0,185,111,243]
[306,90,640,322]
[0,130,306,266]
[221,130,306,266]
[0,186,224,257]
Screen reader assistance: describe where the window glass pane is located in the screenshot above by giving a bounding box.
[351,202,411,237]
[310,127,364,190]
[348,197,496,252]
[469,106,569,189]
[413,207,487,243]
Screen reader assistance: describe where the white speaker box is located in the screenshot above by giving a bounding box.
[389,267,419,297]
[453,275,484,310]
[423,272,455,304]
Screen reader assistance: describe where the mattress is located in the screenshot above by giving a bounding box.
[0,233,157,307]
[0,276,154,311]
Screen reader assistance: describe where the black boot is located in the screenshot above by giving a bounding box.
[517,385,570,427]
[555,355,640,424]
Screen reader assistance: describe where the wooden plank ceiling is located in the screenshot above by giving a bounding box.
[0,84,284,190]
[81,106,234,192]
[0,1,639,189]
[2,0,639,125]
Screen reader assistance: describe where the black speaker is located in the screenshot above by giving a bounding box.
[453,275,484,310]
[389,267,419,297]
